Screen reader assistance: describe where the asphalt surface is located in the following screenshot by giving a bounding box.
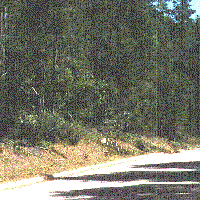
[0,149,200,199]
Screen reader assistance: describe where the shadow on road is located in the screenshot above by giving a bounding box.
[49,161,200,199]
[130,161,200,170]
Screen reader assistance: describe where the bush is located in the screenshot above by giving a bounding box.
[12,110,74,145]
[66,121,84,145]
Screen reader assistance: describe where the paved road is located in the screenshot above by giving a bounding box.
[0,149,200,199]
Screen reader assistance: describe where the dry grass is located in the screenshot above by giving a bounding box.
[0,128,199,184]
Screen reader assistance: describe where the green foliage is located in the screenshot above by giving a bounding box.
[0,0,199,146]
[11,110,69,145]
[12,109,87,146]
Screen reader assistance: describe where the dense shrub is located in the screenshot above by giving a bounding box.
[10,110,77,146]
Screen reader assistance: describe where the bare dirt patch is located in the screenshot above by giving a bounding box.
[0,139,131,184]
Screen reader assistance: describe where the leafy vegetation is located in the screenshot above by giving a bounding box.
[0,0,199,183]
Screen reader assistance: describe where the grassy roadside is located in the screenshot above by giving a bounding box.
[0,127,199,184]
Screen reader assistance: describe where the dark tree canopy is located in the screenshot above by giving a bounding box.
[0,0,199,143]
